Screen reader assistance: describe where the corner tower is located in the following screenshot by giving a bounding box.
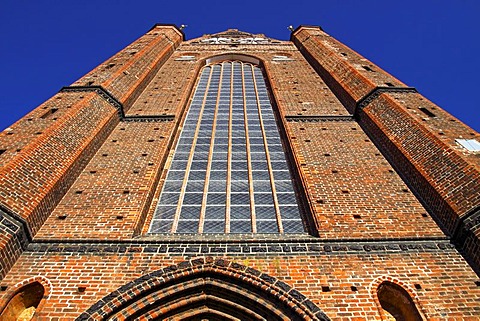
[0,25,479,320]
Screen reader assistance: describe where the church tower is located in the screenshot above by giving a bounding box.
[0,24,479,320]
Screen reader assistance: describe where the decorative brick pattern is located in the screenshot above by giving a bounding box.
[293,25,480,272]
[71,26,183,107]
[1,246,479,320]
[0,25,479,320]
[77,257,329,320]
[0,93,118,235]
[291,26,407,113]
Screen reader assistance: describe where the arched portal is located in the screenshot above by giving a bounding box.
[77,257,330,321]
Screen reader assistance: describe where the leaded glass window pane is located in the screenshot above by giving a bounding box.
[149,61,304,234]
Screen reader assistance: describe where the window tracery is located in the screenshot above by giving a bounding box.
[150,59,304,234]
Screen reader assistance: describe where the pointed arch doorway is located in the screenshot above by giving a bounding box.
[77,257,330,321]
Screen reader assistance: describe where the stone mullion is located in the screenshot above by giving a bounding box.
[225,62,234,233]
[250,65,284,233]
[198,64,223,233]
[170,66,213,233]
[240,63,257,233]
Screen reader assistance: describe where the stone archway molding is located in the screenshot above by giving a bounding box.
[77,256,330,320]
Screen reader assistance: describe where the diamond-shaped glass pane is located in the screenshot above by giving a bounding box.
[203,220,225,233]
[150,61,304,235]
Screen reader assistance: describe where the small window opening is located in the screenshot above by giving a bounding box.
[40,108,59,119]
[0,282,45,321]
[0,149,6,156]
[321,286,331,292]
[385,82,395,87]
[455,139,480,152]
[106,63,116,69]
[85,81,94,86]
[418,107,436,118]
[377,281,423,321]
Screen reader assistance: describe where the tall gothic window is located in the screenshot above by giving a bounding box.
[149,59,304,234]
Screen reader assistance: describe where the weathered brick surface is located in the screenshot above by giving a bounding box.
[292,25,480,271]
[292,26,406,113]
[0,93,117,235]
[0,26,479,319]
[263,50,349,117]
[0,227,21,280]
[35,121,175,239]
[125,52,199,118]
[285,120,444,239]
[72,25,183,107]
[1,244,479,320]
[357,93,480,270]
[360,93,480,224]
[0,93,80,168]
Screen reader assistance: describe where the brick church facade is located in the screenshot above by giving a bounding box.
[0,24,479,319]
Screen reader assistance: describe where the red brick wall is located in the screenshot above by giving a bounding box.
[361,93,480,225]
[0,25,183,280]
[292,25,480,272]
[284,119,444,239]
[1,244,479,320]
[0,93,117,234]
[35,121,175,240]
[291,26,406,113]
[0,26,479,320]
[71,26,183,107]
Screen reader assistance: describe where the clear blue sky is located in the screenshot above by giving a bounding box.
[1,1,479,132]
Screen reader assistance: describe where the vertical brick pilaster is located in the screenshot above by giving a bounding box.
[291,25,406,113]
[292,25,480,272]
[71,24,184,109]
